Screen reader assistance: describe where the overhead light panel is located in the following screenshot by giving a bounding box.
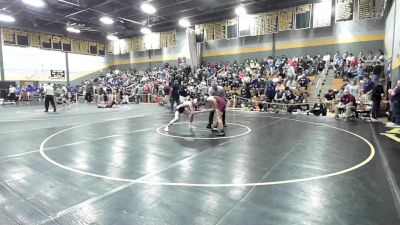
[0,14,15,23]
[140,27,152,35]
[141,3,156,14]
[107,34,118,41]
[178,18,190,27]
[22,0,45,8]
[235,5,247,16]
[66,27,80,33]
[100,16,114,25]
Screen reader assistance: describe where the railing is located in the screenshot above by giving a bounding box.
[228,95,315,112]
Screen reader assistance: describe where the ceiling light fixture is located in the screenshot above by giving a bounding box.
[0,14,15,23]
[178,18,190,27]
[107,34,118,41]
[66,27,80,33]
[141,3,156,14]
[140,27,152,34]
[22,0,45,8]
[235,5,247,16]
[100,16,114,25]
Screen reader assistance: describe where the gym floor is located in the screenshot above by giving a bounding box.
[0,103,399,225]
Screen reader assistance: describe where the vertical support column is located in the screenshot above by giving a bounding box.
[65,52,70,85]
[272,33,276,59]
[148,50,152,69]
[391,0,399,88]
[0,27,5,81]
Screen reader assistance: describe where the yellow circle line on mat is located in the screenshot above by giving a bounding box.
[39,114,375,187]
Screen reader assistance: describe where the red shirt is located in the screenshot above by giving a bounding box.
[340,94,356,105]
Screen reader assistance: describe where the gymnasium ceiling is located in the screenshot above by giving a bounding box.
[0,0,325,40]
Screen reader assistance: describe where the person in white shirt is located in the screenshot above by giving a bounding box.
[8,85,16,102]
[44,83,56,112]
[323,52,331,66]
[164,99,198,132]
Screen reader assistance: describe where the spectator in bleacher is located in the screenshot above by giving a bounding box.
[334,89,356,120]
[163,82,171,105]
[362,75,374,102]
[372,61,384,85]
[311,98,327,116]
[345,79,361,99]
[275,81,285,92]
[274,89,286,103]
[347,64,357,79]
[356,63,365,80]
[286,77,297,91]
[336,88,345,101]
[324,89,335,101]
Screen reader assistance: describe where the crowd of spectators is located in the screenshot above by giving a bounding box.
[2,49,399,127]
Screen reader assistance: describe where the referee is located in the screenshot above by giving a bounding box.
[44,83,56,112]
[207,81,226,129]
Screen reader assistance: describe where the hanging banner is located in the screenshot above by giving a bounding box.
[29,32,41,47]
[151,32,161,49]
[295,4,312,30]
[62,37,71,52]
[97,42,105,55]
[72,39,81,53]
[89,41,98,55]
[265,12,279,34]
[107,41,113,54]
[137,36,145,51]
[131,37,139,51]
[358,0,376,20]
[41,34,52,49]
[80,40,89,54]
[161,31,176,48]
[214,20,226,40]
[254,14,265,36]
[195,24,205,43]
[168,30,176,47]
[335,0,354,22]
[205,23,215,41]
[143,32,160,50]
[52,35,62,50]
[313,0,332,28]
[125,39,132,53]
[279,9,294,31]
[239,15,254,37]
[3,28,16,45]
[226,18,238,39]
[16,29,29,46]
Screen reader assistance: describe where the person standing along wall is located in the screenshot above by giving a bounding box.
[8,85,16,102]
[44,83,56,112]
